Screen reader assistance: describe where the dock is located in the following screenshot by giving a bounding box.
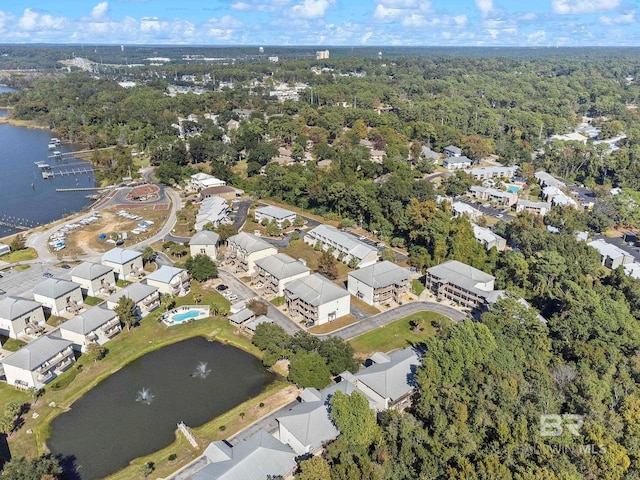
[56,187,103,192]
[35,161,99,179]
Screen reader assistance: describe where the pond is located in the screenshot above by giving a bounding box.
[47,337,276,479]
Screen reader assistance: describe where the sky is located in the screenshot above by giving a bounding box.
[0,0,639,47]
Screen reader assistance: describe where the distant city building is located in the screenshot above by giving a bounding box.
[316,50,330,60]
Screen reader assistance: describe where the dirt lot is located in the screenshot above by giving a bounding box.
[59,205,170,256]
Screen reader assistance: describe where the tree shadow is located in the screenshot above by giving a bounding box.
[58,454,83,480]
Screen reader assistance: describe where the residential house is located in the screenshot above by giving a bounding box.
[421,146,440,164]
[252,253,310,296]
[227,232,278,274]
[472,224,507,251]
[194,429,297,480]
[33,278,83,316]
[254,206,297,228]
[226,119,240,131]
[443,145,463,157]
[534,171,566,189]
[588,239,634,269]
[57,306,121,352]
[189,173,227,191]
[0,296,45,339]
[277,388,340,455]
[425,260,503,311]
[303,224,378,268]
[465,165,518,181]
[516,199,551,216]
[284,273,350,326]
[106,283,160,318]
[1,335,75,389]
[145,266,190,297]
[228,307,256,327]
[244,314,274,332]
[101,248,143,280]
[624,262,640,280]
[70,262,116,296]
[200,185,243,201]
[443,156,472,170]
[451,201,484,222]
[195,196,229,231]
[347,261,410,306]
[189,230,221,259]
[469,186,518,207]
[542,186,578,208]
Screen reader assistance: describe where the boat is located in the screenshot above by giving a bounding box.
[48,143,56,150]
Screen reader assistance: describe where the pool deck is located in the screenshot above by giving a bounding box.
[162,305,211,326]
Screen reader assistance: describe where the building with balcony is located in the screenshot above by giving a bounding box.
[190,230,220,259]
[534,171,566,189]
[469,186,518,207]
[443,156,473,170]
[443,145,463,157]
[303,224,378,268]
[284,273,350,326]
[188,173,227,191]
[465,165,518,181]
[252,253,310,296]
[0,296,45,339]
[57,306,121,352]
[101,248,143,280]
[425,260,502,311]
[588,239,634,269]
[227,232,278,274]
[33,278,83,316]
[145,266,191,297]
[254,205,297,228]
[71,262,116,296]
[451,201,484,221]
[106,283,160,318]
[516,199,551,217]
[1,335,75,389]
[472,224,507,251]
[347,261,410,306]
[195,429,297,480]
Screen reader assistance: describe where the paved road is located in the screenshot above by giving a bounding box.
[232,200,251,232]
[322,301,468,340]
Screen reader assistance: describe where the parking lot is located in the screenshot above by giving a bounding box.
[0,262,74,297]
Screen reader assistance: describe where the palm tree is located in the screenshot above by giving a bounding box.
[160,293,175,312]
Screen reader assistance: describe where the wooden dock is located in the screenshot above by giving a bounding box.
[56,187,103,192]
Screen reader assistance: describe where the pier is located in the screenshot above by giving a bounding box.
[0,215,38,231]
[35,161,100,179]
[56,187,103,192]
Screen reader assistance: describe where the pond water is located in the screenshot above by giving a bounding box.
[47,337,276,480]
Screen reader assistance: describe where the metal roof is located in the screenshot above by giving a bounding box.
[426,260,495,293]
[1,334,73,371]
[305,224,377,261]
[102,247,142,265]
[227,232,276,254]
[285,273,349,307]
[70,261,113,280]
[190,230,220,245]
[146,266,186,284]
[59,306,117,335]
[33,278,81,299]
[107,282,158,304]
[0,296,42,320]
[254,253,310,280]
[348,261,410,288]
[255,205,296,220]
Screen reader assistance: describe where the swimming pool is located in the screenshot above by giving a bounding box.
[507,185,520,193]
[162,306,211,326]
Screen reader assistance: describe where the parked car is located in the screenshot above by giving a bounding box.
[43,272,53,278]
[61,264,71,269]
[216,284,228,292]
[227,295,238,301]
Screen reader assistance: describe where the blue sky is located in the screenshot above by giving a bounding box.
[0,1,638,46]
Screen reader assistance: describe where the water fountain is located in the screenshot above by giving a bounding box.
[136,388,154,405]
[192,361,211,379]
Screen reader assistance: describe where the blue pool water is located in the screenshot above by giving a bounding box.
[507,185,520,193]
[172,310,200,322]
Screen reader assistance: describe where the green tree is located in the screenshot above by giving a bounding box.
[266,220,282,237]
[0,454,63,479]
[10,234,26,252]
[381,248,396,262]
[318,337,359,375]
[85,343,108,362]
[288,350,332,389]
[215,224,238,242]
[185,254,218,282]
[160,292,175,312]
[444,171,473,196]
[330,391,380,449]
[114,296,137,331]
[141,246,155,264]
[295,456,331,480]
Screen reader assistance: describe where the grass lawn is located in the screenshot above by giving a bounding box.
[46,315,65,328]
[350,296,381,315]
[270,296,285,306]
[1,337,27,351]
[349,312,451,357]
[14,264,31,271]
[84,296,104,307]
[308,314,356,334]
[282,239,351,278]
[0,247,38,263]
[172,207,196,238]
[1,279,279,477]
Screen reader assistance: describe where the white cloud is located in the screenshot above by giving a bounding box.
[290,0,334,19]
[361,31,373,43]
[230,2,252,11]
[526,30,546,42]
[552,0,620,15]
[600,11,635,25]
[90,2,109,20]
[475,0,493,17]
[18,8,65,31]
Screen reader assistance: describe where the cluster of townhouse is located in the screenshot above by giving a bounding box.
[192,347,420,479]
[0,247,195,390]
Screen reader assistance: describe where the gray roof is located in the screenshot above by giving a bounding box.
[227,232,275,254]
[427,260,495,295]
[0,296,42,320]
[33,278,81,299]
[306,224,377,261]
[107,282,158,304]
[444,145,462,154]
[59,306,117,335]
[146,266,186,284]
[254,253,310,280]
[444,155,472,164]
[351,348,419,401]
[190,230,220,246]
[1,334,73,371]
[102,247,142,265]
[196,429,296,480]
[244,315,273,332]
[70,262,113,281]
[276,397,339,450]
[348,261,410,288]
[517,199,551,209]
[255,205,296,220]
[229,308,255,325]
[284,273,349,307]
[421,146,440,160]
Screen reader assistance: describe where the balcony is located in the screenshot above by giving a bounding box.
[101,318,120,332]
[37,370,54,383]
[104,326,121,338]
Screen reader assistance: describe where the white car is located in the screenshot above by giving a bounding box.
[227,295,238,301]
